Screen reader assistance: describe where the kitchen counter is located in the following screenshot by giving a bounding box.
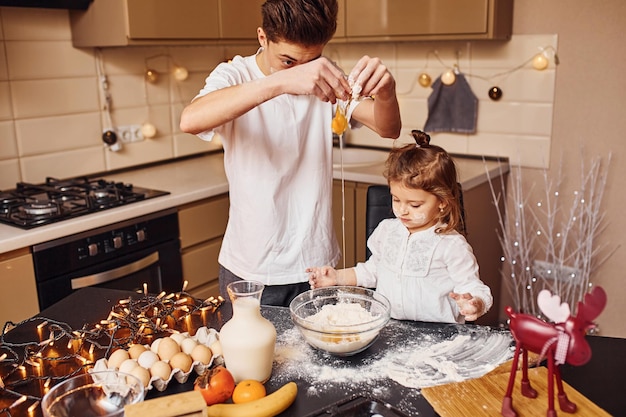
[0,148,508,254]
[2,287,623,417]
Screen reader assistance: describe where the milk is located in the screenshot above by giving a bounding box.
[219,281,276,383]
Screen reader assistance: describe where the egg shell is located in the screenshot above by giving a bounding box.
[107,349,130,370]
[169,333,186,345]
[150,360,172,380]
[150,338,161,353]
[130,365,151,388]
[128,343,148,359]
[180,337,198,355]
[190,344,213,365]
[209,339,222,357]
[157,337,181,361]
[169,352,193,373]
[119,358,138,374]
[137,350,159,369]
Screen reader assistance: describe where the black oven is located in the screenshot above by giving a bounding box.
[32,208,183,310]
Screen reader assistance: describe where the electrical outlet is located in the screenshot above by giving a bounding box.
[533,260,582,283]
[116,125,144,143]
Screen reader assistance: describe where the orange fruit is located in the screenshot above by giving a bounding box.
[231,379,266,404]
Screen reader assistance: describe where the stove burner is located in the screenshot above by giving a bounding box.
[22,202,60,216]
[0,176,169,229]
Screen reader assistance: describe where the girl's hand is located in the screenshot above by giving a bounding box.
[306,266,338,288]
[450,292,485,322]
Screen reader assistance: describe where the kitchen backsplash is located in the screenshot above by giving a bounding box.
[0,7,556,190]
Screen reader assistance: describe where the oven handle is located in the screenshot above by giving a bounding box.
[71,252,160,289]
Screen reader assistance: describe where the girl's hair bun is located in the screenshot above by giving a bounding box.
[411,130,431,147]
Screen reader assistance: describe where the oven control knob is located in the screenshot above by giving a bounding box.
[113,236,123,249]
[136,229,146,242]
[88,243,98,256]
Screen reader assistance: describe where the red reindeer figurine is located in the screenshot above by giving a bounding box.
[502,286,607,417]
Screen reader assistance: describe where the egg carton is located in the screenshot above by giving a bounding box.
[92,326,220,391]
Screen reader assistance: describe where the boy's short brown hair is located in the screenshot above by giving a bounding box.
[261,0,338,46]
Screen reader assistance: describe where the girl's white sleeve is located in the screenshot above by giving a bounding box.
[445,236,494,311]
[353,221,387,289]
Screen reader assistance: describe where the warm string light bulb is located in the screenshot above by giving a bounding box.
[145,69,159,83]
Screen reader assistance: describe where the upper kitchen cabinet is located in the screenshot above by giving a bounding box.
[70,0,265,47]
[341,0,513,42]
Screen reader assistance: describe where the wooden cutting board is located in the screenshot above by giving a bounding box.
[421,366,610,417]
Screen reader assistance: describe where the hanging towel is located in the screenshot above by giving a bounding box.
[424,73,478,134]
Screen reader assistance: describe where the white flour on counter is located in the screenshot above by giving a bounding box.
[271,321,514,416]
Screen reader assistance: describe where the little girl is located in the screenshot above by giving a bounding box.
[307,130,492,323]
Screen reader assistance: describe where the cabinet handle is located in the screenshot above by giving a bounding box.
[70,252,160,289]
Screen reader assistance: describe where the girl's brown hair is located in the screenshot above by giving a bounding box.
[384,130,465,235]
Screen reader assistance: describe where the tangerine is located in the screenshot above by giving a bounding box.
[231,379,267,404]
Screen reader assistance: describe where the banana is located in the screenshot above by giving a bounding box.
[206,381,298,417]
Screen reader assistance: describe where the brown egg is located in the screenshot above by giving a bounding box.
[150,360,172,380]
[107,349,130,370]
[169,352,193,373]
[130,365,151,388]
[157,337,181,361]
[128,343,148,359]
[190,344,213,365]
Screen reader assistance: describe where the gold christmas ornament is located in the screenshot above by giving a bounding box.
[418,73,432,88]
[141,122,157,138]
[532,53,549,70]
[173,66,189,81]
[441,69,456,86]
[145,69,159,83]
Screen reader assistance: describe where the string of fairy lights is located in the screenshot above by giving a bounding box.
[0,283,223,416]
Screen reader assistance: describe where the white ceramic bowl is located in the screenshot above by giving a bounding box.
[41,370,145,417]
[289,286,391,356]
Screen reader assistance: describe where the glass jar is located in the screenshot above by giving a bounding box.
[218,280,276,383]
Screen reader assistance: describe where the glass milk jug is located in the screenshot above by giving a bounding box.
[219,280,276,383]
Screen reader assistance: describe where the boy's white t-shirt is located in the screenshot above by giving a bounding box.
[193,52,341,285]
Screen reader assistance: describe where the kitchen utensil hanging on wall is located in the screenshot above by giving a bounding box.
[96,49,122,152]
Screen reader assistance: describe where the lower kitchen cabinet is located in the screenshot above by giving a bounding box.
[0,248,39,324]
[178,194,229,300]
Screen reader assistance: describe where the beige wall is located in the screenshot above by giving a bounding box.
[508,0,626,337]
[1,2,624,336]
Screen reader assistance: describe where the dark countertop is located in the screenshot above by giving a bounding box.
[2,287,623,417]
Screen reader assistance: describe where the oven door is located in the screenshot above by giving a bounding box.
[32,209,183,310]
[36,238,182,310]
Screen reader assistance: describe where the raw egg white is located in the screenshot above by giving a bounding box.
[107,349,130,370]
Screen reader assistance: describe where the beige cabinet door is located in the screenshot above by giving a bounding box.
[219,0,264,39]
[347,0,489,37]
[333,180,356,269]
[127,0,220,40]
[0,249,39,324]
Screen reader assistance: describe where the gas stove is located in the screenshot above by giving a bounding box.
[0,177,169,229]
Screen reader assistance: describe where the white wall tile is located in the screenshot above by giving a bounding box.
[0,121,17,158]
[0,159,20,189]
[20,146,105,182]
[0,81,12,120]
[15,112,102,156]
[11,77,99,118]
[0,42,7,80]
[6,40,94,80]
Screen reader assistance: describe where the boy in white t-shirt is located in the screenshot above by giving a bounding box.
[180,0,401,306]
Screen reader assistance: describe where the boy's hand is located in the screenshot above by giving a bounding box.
[450,292,485,321]
[276,57,351,103]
